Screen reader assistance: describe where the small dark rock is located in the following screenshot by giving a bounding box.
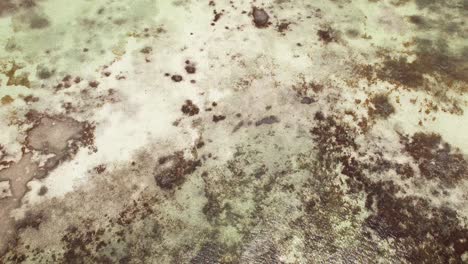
[212,115,226,122]
[252,7,270,28]
[277,22,291,33]
[89,81,99,88]
[185,65,196,74]
[171,75,183,82]
[36,65,54,79]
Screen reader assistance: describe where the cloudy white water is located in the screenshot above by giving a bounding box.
[0,0,467,263]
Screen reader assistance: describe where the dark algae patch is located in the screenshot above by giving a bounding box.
[369,94,394,119]
[365,182,468,264]
[140,46,152,54]
[181,100,200,116]
[185,65,196,74]
[255,115,279,126]
[36,65,54,80]
[28,14,50,29]
[212,115,226,122]
[154,152,201,190]
[317,29,336,44]
[403,132,468,185]
[376,48,468,90]
[171,75,183,82]
[310,113,468,263]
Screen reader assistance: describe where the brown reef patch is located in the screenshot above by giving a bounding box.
[181,100,200,116]
[212,115,226,123]
[317,29,336,44]
[369,94,395,119]
[310,112,468,263]
[154,152,201,190]
[185,64,196,74]
[277,21,291,33]
[403,132,468,185]
[171,74,183,82]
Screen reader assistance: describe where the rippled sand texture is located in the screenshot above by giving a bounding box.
[0,0,467,263]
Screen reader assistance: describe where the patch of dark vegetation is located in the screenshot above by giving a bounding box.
[36,65,54,80]
[384,0,449,10]
[394,163,414,179]
[403,132,468,185]
[300,96,315,104]
[365,181,468,263]
[317,29,336,44]
[0,0,37,17]
[212,10,223,25]
[201,184,223,222]
[2,62,30,87]
[292,80,324,96]
[140,46,152,54]
[181,100,200,116]
[61,225,111,264]
[115,198,155,226]
[277,21,291,33]
[94,164,106,174]
[376,56,425,87]
[29,14,50,29]
[232,120,244,133]
[311,112,357,155]
[369,94,395,118]
[154,152,201,190]
[185,65,196,74]
[37,186,47,196]
[196,140,205,149]
[310,113,468,263]
[171,75,183,82]
[88,81,99,88]
[376,48,468,89]
[212,115,226,122]
[15,211,44,231]
[407,15,428,28]
[345,29,360,38]
[255,115,279,126]
[252,7,270,28]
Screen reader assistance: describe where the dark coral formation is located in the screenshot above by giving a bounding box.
[404,132,467,185]
[310,113,468,263]
[154,152,201,190]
